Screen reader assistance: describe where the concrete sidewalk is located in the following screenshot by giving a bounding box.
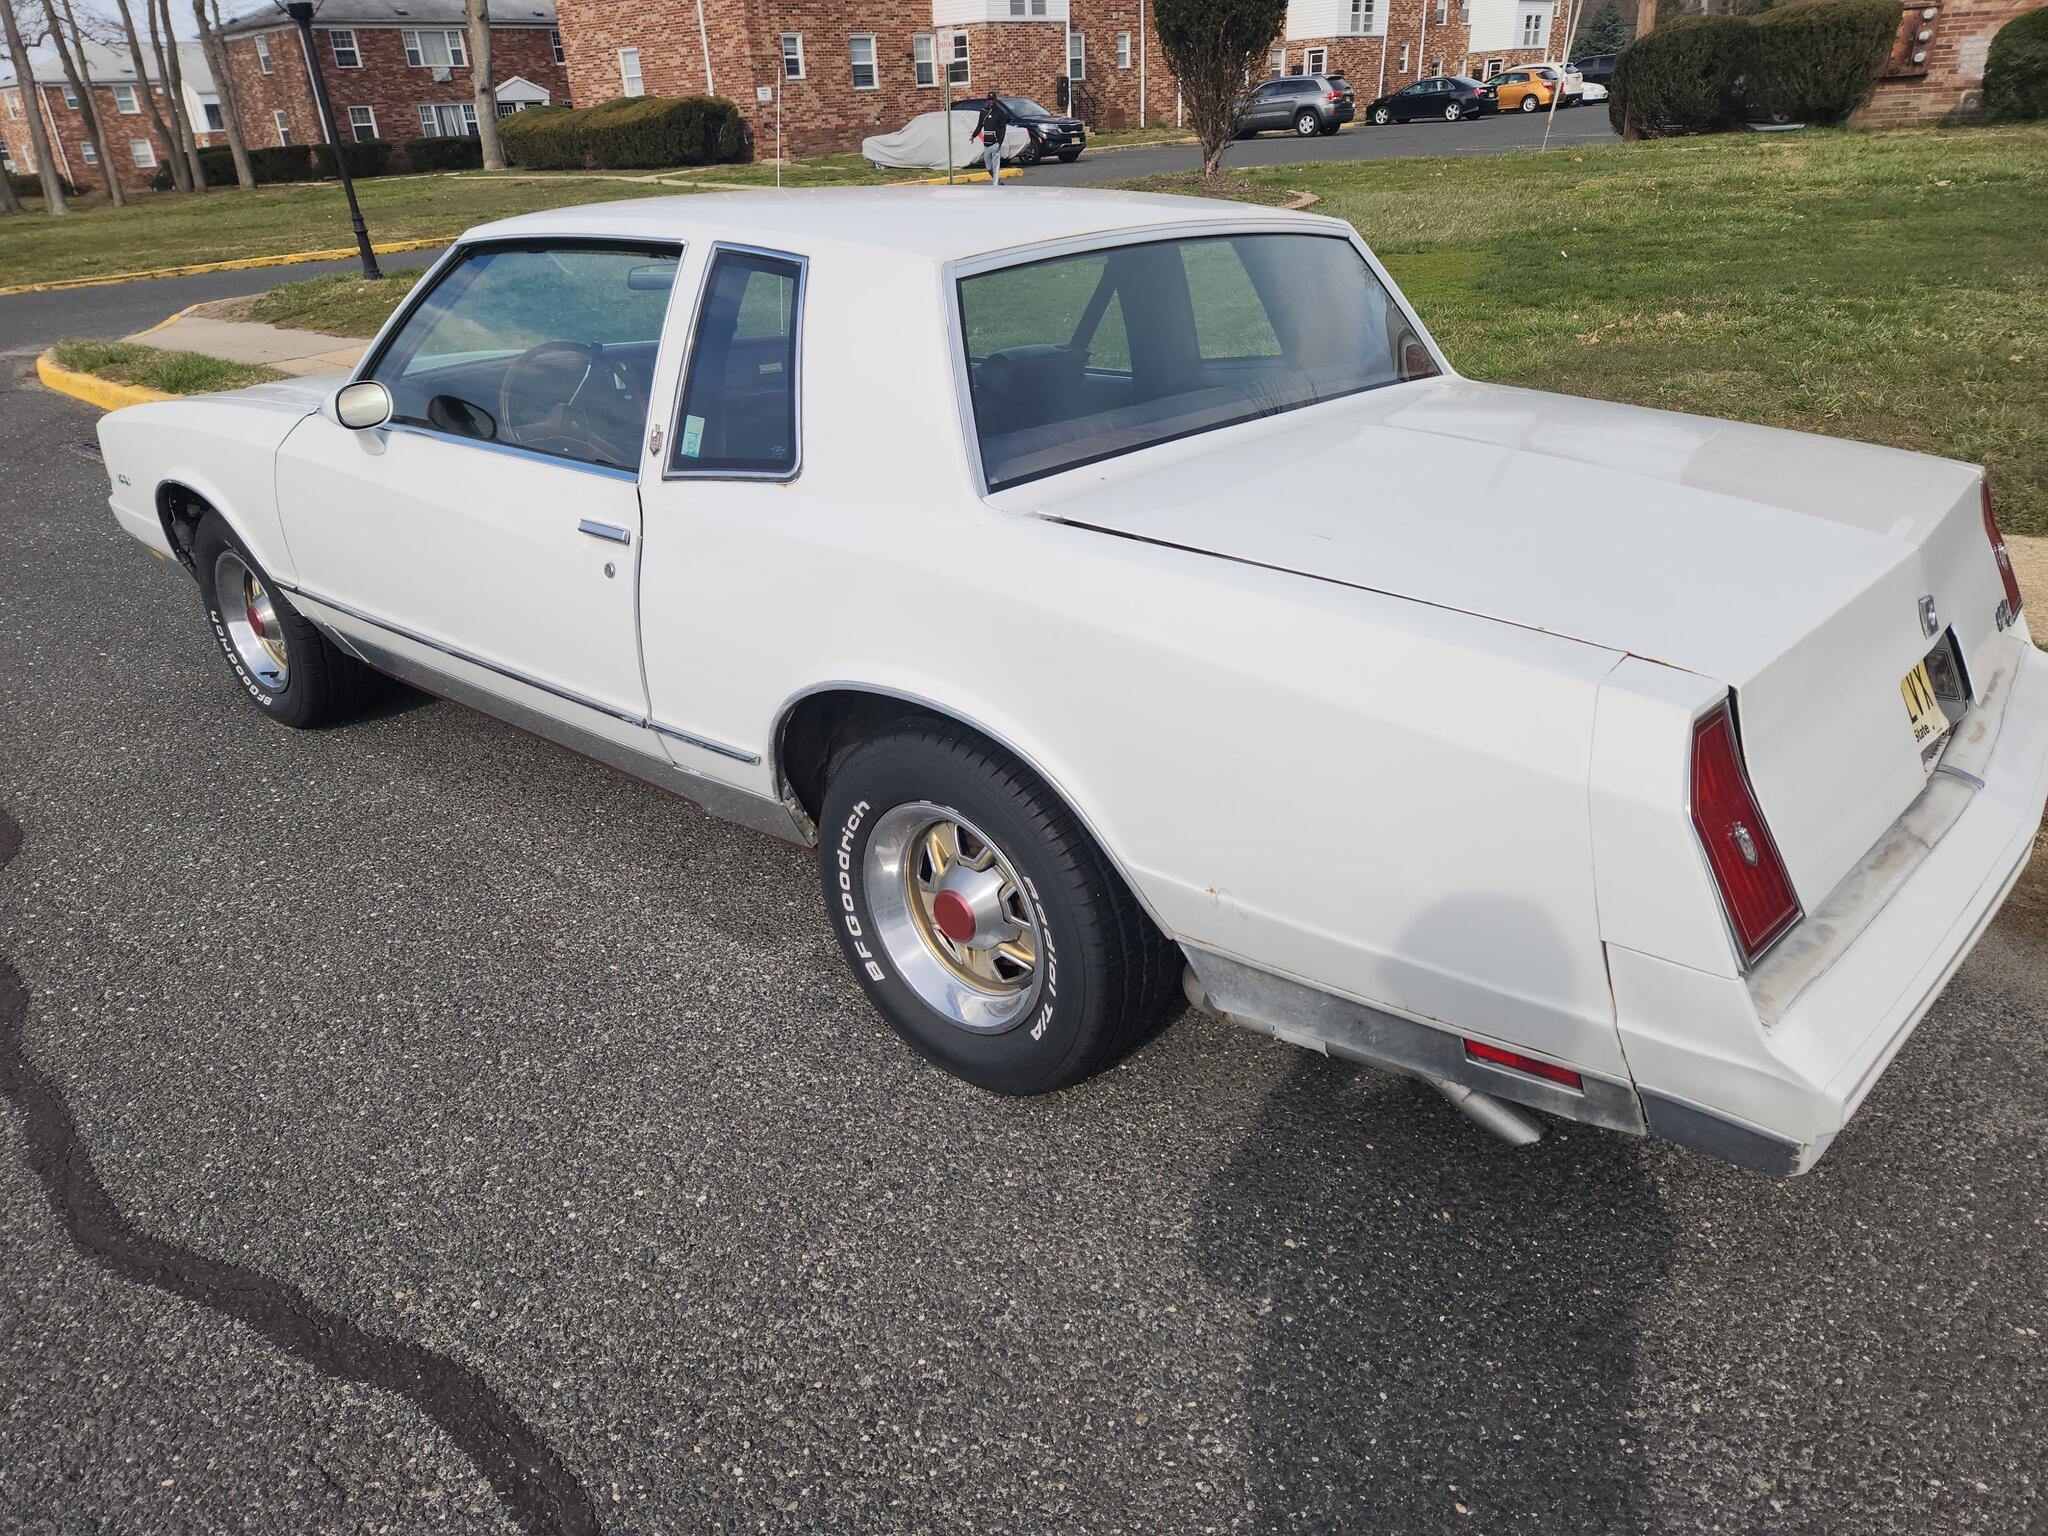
[125,310,365,377]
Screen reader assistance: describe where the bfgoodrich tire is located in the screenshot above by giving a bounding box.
[192,512,368,728]
[817,721,1181,1095]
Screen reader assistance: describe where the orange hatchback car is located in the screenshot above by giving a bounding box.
[1488,63,1584,112]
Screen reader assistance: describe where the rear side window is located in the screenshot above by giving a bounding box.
[959,233,1438,492]
[671,247,804,478]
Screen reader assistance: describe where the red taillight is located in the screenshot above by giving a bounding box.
[1690,704,1801,964]
[1327,91,1343,100]
[1983,481,2023,622]
[1464,1040,1583,1090]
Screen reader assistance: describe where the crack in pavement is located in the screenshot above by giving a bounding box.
[0,805,603,1536]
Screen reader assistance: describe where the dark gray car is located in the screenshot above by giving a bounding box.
[1235,74,1357,138]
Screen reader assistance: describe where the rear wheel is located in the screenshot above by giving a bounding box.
[192,512,368,728]
[817,722,1181,1095]
[1444,101,1462,121]
[1294,109,1321,137]
[1520,92,1540,112]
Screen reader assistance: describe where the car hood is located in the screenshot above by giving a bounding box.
[1023,376,1978,690]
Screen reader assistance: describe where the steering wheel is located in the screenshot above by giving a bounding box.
[497,340,639,467]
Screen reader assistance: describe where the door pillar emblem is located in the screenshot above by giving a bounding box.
[1919,595,1940,638]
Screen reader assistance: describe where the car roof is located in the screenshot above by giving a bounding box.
[465,187,1347,265]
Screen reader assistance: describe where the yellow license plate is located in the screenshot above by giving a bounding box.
[1901,660,1948,749]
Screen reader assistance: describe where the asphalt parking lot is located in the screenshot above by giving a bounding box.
[1,352,2044,1534]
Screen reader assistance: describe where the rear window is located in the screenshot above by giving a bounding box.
[958,233,1437,491]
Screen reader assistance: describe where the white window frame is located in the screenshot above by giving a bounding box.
[912,34,937,89]
[130,135,156,167]
[272,109,290,146]
[80,138,98,164]
[1347,0,1375,33]
[330,27,361,68]
[348,104,378,141]
[948,31,970,85]
[1434,0,1448,25]
[1432,57,1445,77]
[780,32,805,81]
[1009,0,1049,14]
[203,100,225,131]
[849,34,878,91]
[60,84,79,109]
[1519,8,1548,46]
[1460,0,1471,21]
[1067,29,1085,81]
[1398,43,1410,72]
[255,34,273,73]
[417,102,479,137]
[403,28,468,69]
[1116,31,1132,69]
[1268,47,1285,79]
[551,29,565,65]
[1304,45,1327,74]
[618,46,645,97]
[112,82,140,115]
[1486,57,1504,77]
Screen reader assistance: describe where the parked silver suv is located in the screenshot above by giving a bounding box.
[1236,74,1357,138]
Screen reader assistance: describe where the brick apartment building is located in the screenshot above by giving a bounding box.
[214,0,571,150]
[1858,0,2031,121]
[550,0,1567,161]
[1,38,224,195]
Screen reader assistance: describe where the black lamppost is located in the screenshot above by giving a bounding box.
[280,0,381,278]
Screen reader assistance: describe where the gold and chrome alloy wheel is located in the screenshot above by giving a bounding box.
[863,801,1044,1034]
[213,549,289,692]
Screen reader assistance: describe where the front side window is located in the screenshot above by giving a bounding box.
[331,28,360,68]
[959,234,1438,492]
[370,242,681,474]
[913,34,937,87]
[850,35,877,90]
[781,33,805,80]
[619,47,645,97]
[671,248,803,479]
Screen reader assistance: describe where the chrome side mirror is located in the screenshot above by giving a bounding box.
[330,380,393,431]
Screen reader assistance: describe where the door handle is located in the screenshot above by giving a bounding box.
[578,520,631,546]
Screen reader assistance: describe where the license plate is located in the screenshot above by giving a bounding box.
[1901,660,1947,750]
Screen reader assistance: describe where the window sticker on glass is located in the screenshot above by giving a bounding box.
[681,414,706,458]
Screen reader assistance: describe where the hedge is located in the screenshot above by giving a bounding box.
[314,138,396,179]
[1984,6,2048,120]
[194,143,320,184]
[499,95,749,171]
[1608,15,1749,136]
[403,135,484,172]
[6,170,82,199]
[1744,0,1901,124]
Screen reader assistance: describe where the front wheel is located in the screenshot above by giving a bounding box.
[1294,110,1322,137]
[817,722,1180,1095]
[191,512,368,728]
[1056,149,1081,162]
[1371,105,1392,125]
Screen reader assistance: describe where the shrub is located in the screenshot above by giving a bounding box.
[498,95,750,171]
[403,135,485,172]
[7,170,83,199]
[1744,0,1901,123]
[313,138,395,179]
[1984,6,2048,120]
[1608,15,1750,136]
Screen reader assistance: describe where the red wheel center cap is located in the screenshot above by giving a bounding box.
[932,889,977,944]
[246,599,266,638]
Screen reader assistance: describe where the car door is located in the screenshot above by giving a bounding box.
[1396,82,1428,121]
[1253,81,1289,128]
[275,239,683,757]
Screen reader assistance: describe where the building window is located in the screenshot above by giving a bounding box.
[1434,0,1448,25]
[1485,57,1504,77]
[60,84,79,109]
[850,35,877,91]
[1067,30,1085,80]
[80,139,97,164]
[1351,0,1378,31]
[348,104,377,141]
[1519,9,1547,46]
[1116,31,1132,69]
[1432,57,1445,76]
[1460,0,1471,21]
[330,28,360,68]
[1268,47,1284,79]
[1009,0,1050,14]
[1398,43,1410,72]
[203,101,225,131]
[780,33,804,81]
[255,34,273,73]
[130,136,156,167]
[913,34,937,88]
[6,92,19,117]
[417,102,479,137]
[948,32,970,85]
[1304,46,1327,74]
[273,110,290,145]
[551,28,565,65]
[112,83,140,115]
[403,29,467,69]
[618,46,644,97]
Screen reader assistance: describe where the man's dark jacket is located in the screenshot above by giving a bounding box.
[975,97,1014,144]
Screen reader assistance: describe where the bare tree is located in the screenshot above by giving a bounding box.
[1153,0,1286,181]
[466,0,504,169]
[146,0,203,187]
[43,0,123,204]
[190,0,249,187]
[1,0,67,211]
[107,0,186,188]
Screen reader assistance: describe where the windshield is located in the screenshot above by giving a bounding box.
[1002,97,1055,116]
[959,233,1438,491]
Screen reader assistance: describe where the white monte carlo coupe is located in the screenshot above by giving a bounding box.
[96,188,2048,1176]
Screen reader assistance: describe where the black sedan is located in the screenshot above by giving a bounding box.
[1364,75,1496,124]
[952,96,1087,163]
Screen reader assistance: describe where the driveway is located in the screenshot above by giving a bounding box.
[0,358,2043,1534]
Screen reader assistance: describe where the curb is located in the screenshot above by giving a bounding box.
[35,350,172,412]
[0,239,445,299]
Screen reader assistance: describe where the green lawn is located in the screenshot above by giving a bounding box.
[50,338,285,394]
[1132,122,2048,532]
[235,270,427,337]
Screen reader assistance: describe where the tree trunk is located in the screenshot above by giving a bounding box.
[0,163,21,214]
[0,0,67,211]
[1634,0,1657,39]
[109,0,187,190]
[155,0,207,191]
[467,0,505,170]
[46,0,124,205]
[196,0,254,189]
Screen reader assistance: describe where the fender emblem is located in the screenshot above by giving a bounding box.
[1919,595,1940,638]
[1730,822,1760,868]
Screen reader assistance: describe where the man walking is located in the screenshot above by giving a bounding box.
[974,92,1013,186]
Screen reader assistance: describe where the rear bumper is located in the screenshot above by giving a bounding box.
[1615,632,2048,1173]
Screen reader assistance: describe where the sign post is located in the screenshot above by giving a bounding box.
[940,28,959,183]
